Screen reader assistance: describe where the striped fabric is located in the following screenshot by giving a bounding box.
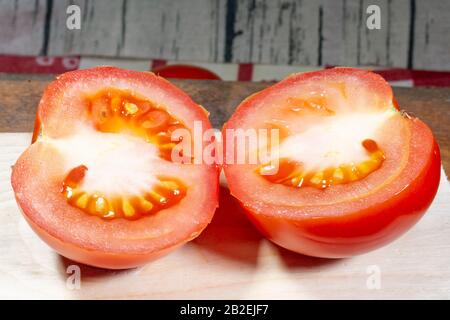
[1,55,450,87]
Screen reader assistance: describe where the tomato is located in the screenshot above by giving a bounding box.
[12,67,219,269]
[223,67,441,258]
[152,64,221,80]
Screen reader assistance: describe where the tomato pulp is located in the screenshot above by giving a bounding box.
[223,67,441,258]
[12,67,219,269]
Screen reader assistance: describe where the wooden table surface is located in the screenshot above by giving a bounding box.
[0,74,449,299]
[1,74,449,173]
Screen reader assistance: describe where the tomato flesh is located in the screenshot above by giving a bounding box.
[12,67,219,269]
[223,67,441,258]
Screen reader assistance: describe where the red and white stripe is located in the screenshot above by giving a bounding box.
[1,54,450,87]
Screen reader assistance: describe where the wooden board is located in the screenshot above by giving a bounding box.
[0,132,449,299]
[1,77,450,173]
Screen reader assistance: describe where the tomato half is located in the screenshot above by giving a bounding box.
[223,67,441,258]
[11,67,219,269]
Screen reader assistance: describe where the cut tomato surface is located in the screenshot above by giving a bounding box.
[223,67,441,258]
[12,67,219,269]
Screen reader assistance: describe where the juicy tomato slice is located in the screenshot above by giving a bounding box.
[223,67,441,258]
[12,67,219,269]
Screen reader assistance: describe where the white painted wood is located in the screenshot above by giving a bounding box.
[322,0,361,66]
[359,0,410,67]
[289,0,321,65]
[0,0,48,55]
[385,0,411,67]
[231,0,320,65]
[47,0,125,56]
[359,0,390,66]
[322,0,411,68]
[1,133,450,299]
[0,0,449,70]
[413,0,450,71]
[119,0,226,62]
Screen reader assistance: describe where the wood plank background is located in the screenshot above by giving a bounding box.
[0,0,449,70]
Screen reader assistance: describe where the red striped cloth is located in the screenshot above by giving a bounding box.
[0,55,80,74]
[1,54,450,87]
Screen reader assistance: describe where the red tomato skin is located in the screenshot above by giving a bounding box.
[20,210,189,269]
[241,140,441,258]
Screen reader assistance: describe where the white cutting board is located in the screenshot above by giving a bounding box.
[1,133,449,299]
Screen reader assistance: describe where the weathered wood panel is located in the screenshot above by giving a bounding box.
[360,0,390,66]
[0,0,48,55]
[48,0,125,56]
[359,0,411,67]
[321,0,361,66]
[413,0,450,70]
[322,0,411,68]
[229,0,320,65]
[119,0,226,61]
[1,0,449,70]
[384,0,411,67]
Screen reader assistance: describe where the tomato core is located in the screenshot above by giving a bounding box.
[257,80,390,190]
[54,88,192,220]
